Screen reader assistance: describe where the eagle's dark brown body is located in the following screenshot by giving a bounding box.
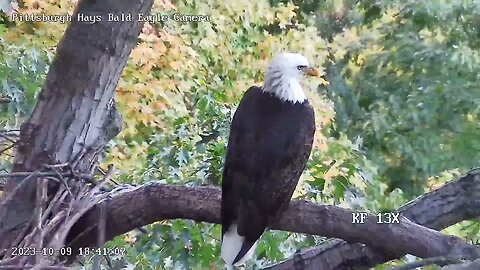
[221,85,315,265]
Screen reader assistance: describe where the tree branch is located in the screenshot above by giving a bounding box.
[67,170,480,268]
[389,255,464,270]
[441,258,480,270]
[266,169,480,270]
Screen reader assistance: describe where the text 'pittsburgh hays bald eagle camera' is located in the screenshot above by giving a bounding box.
[221,52,319,266]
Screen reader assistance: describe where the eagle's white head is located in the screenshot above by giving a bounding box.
[262,52,319,103]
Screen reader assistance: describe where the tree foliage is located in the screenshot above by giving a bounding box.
[325,0,480,196]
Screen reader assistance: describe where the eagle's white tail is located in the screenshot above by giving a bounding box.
[221,224,258,266]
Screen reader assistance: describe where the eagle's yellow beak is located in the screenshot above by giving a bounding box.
[305,67,320,77]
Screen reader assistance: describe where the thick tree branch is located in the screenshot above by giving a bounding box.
[267,169,480,270]
[68,171,480,267]
[442,258,480,270]
[389,256,464,270]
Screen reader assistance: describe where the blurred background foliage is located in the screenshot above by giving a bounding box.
[1,0,479,269]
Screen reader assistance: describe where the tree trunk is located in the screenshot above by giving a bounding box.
[0,0,154,261]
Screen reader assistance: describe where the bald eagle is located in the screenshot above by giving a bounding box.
[221,52,317,266]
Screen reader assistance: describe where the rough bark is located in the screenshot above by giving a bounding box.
[442,259,480,270]
[0,0,154,255]
[267,169,480,270]
[67,171,480,268]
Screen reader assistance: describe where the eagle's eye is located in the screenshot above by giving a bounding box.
[297,65,307,70]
